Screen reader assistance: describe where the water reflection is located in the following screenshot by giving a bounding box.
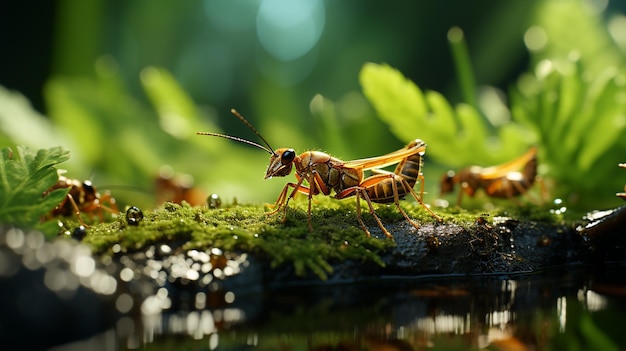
[112,266,626,350]
[2,225,625,350]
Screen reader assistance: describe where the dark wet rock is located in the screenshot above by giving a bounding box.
[577,205,626,261]
[263,210,624,284]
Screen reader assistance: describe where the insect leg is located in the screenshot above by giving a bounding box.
[389,175,421,230]
[266,183,297,218]
[456,182,468,206]
[66,193,88,227]
[266,178,312,224]
[354,190,372,237]
[99,191,119,214]
[303,170,333,231]
[82,192,119,222]
[400,175,442,222]
[359,188,393,238]
[337,185,392,238]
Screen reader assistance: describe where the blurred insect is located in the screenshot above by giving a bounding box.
[155,165,207,206]
[198,109,441,238]
[43,170,119,226]
[617,163,626,201]
[440,147,538,206]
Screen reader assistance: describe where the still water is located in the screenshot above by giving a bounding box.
[57,264,626,351]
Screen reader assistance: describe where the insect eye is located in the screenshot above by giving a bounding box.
[82,180,95,193]
[281,149,296,164]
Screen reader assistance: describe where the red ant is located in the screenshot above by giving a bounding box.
[43,170,119,226]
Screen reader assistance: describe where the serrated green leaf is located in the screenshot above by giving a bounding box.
[0,146,70,227]
[360,62,530,169]
[510,55,626,207]
[456,103,487,151]
[424,90,458,139]
[361,63,428,116]
[359,63,428,144]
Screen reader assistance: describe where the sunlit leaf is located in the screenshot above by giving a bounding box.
[360,62,530,168]
[531,0,622,76]
[0,86,65,149]
[510,57,626,207]
[140,66,217,141]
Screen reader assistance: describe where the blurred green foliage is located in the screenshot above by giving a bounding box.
[512,58,626,207]
[355,1,626,210]
[360,54,626,209]
[42,58,292,208]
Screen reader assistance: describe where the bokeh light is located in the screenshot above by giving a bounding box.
[256,0,325,62]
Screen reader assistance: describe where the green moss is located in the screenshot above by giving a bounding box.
[83,199,398,280]
[77,195,564,280]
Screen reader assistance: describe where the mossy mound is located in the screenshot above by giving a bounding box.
[73,196,589,281]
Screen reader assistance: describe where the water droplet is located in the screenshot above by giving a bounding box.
[125,206,144,225]
[208,193,222,209]
[71,226,87,241]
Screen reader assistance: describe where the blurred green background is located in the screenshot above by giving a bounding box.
[1,0,626,212]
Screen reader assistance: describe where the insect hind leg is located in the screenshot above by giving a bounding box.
[62,193,89,227]
[356,188,393,238]
[337,184,393,238]
[389,176,422,230]
[409,174,443,222]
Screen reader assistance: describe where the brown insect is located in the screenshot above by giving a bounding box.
[440,147,538,206]
[155,166,207,207]
[43,170,119,226]
[197,109,441,237]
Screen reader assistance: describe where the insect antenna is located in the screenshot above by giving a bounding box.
[197,109,276,156]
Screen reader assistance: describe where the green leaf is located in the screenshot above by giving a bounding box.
[510,57,626,207]
[140,66,213,140]
[0,86,64,149]
[360,62,428,145]
[360,62,530,168]
[0,146,70,228]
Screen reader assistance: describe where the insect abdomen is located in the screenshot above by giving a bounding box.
[368,153,423,204]
[396,154,422,188]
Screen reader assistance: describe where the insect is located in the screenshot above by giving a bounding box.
[43,170,119,226]
[155,166,207,207]
[197,109,441,237]
[439,147,538,206]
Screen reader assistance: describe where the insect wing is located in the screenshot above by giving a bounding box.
[340,140,426,171]
[476,147,537,180]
